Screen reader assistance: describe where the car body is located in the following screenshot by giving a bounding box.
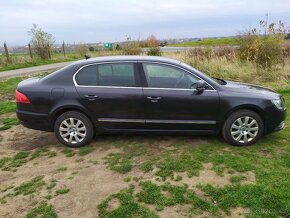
[16,56,286,147]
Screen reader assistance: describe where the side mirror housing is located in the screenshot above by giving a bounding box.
[196,80,208,92]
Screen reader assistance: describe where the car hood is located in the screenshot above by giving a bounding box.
[222,80,280,99]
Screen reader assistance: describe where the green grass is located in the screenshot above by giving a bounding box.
[0,76,26,95]
[0,101,16,114]
[78,146,95,156]
[104,153,134,174]
[0,151,29,171]
[201,184,289,217]
[169,37,240,47]
[55,187,70,195]
[0,149,58,171]
[230,175,247,184]
[0,54,79,72]
[140,160,154,173]
[0,117,19,131]
[97,185,158,218]
[26,201,57,218]
[62,148,76,157]
[156,152,203,180]
[14,176,45,196]
[137,181,219,214]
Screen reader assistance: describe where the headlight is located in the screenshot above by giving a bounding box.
[271,98,285,110]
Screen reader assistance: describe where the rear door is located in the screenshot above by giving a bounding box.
[141,62,219,132]
[75,62,145,130]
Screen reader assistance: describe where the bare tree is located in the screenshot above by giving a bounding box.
[28,24,55,60]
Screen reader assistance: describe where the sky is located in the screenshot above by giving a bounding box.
[0,0,290,45]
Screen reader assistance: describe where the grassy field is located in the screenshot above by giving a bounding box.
[0,50,123,72]
[169,37,241,47]
[0,55,289,217]
[165,52,290,90]
[0,53,80,72]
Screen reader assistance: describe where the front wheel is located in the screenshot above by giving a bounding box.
[222,110,263,146]
[54,111,94,147]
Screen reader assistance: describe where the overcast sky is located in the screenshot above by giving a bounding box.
[1,0,290,45]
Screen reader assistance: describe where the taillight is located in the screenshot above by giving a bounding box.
[16,90,30,104]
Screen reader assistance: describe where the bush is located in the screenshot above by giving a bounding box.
[239,21,286,69]
[28,24,55,60]
[145,35,162,56]
[121,42,142,55]
[147,47,162,56]
[282,44,290,58]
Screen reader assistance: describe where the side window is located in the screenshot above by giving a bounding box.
[75,65,98,86]
[97,63,136,87]
[75,63,136,87]
[143,63,200,89]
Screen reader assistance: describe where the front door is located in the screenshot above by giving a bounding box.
[141,63,219,132]
[75,62,145,130]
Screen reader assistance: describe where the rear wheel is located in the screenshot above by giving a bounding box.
[54,111,94,147]
[222,110,263,146]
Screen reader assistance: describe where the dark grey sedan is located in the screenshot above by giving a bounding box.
[16,56,286,147]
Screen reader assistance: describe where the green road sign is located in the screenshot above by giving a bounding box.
[104,43,113,49]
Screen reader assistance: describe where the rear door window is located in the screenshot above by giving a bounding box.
[98,63,135,87]
[75,63,137,87]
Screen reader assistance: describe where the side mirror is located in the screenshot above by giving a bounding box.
[196,80,208,92]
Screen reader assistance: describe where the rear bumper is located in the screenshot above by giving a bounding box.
[16,109,53,132]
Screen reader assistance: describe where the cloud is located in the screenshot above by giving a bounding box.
[0,0,289,45]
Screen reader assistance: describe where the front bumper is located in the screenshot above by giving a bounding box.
[16,109,53,132]
[264,107,287,134]
[274,121,285,132]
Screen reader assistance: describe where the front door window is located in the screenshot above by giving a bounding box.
[143,63,200,89]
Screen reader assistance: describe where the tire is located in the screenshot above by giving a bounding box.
[54,111,94,147]
[222,110,263,146]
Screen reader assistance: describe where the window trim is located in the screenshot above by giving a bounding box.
[73,61,216,91]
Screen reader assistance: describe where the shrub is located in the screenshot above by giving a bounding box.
[239,21,286,69]
[28,24,55,60]
[147,47,162,56]
[282,44,290,58]
[121,42,142,55]
[145,35,162,56]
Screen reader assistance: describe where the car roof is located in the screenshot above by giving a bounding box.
[71,55,181,66]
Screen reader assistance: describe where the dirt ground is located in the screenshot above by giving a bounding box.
[0,123,253,218]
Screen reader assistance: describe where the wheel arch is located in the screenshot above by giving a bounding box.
[221,104,266,134]
[49,105,96,133]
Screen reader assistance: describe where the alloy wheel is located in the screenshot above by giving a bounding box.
[59,118,87,144]
[230,116,259,143]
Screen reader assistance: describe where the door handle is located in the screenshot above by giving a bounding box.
[147,96,161,100]
[147,96,161,103]
[84,95,99,101]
